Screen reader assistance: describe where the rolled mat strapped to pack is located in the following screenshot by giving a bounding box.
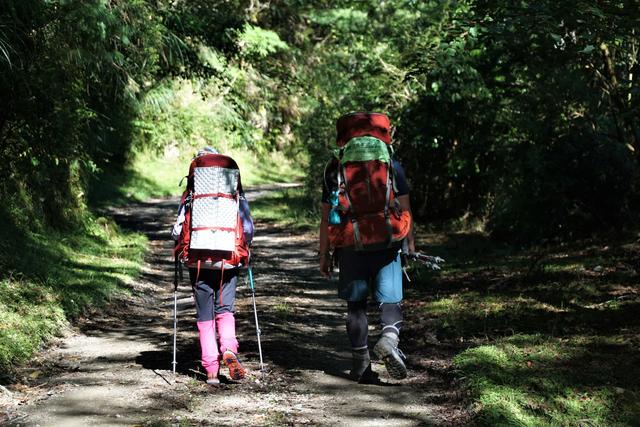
[336,112,391,147]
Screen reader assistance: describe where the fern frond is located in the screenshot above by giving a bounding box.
[142,83,176,112]
[162,29,187,66]
[0,27,17,68]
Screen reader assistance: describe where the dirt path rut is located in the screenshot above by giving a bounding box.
[3,186,468,426]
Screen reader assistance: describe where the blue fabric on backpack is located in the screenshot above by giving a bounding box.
[239,196,254,245]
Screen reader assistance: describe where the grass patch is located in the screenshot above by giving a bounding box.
[454,335,640,426]
[405,232,640,426]
[0,216,146,375]
[250,187,318,230]
[273,300,294,320]
[88,147,305,207]
[231,149,304,186]
[87,154,181,208]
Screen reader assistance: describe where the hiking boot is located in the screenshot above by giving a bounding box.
[373,333,407,380]
[206,373,220,386]
[350,348,373,382]
[222,350,246,380]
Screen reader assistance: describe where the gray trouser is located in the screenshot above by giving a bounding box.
[189,268,238,321]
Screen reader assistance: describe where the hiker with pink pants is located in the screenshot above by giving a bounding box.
[172,146,254,386]
[186,182,254,385]
[191,269,245,385]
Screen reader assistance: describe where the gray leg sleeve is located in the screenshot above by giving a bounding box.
[380,302,402,338]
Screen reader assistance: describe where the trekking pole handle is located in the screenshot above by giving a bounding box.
[410,252,445,263]
[248,266,255,291]
[408,252,445,270]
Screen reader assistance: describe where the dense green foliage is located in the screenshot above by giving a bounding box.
[0,0,298,230]
[276,0,640,241]
[1,0,164,226]
[2,1,637,239]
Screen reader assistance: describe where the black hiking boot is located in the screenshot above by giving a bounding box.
[373,333,407,380]
[350,348,375,383]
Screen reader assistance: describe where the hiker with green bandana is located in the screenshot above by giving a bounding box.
[319,112,414,382]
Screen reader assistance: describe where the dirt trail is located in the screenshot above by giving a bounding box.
[2,185,469,426]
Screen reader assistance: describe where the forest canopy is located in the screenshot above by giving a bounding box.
[1,0,638,242]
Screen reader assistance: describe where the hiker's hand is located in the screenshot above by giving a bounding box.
[320,253,332,278]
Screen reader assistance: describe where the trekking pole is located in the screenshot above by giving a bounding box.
[172,257,179,374]
[248,266,265,372]
[409,252,445,270]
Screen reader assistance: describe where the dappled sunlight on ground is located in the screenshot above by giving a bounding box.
[3,190,470,426]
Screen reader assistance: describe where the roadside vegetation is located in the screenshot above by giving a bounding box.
[404,232,640,425]
[250,187,317,231]
[0,214,147,374]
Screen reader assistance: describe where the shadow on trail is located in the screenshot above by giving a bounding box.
[101,196,411,381]
[405,231,640,342]
[64,189,471,426]
[96,195,354,381]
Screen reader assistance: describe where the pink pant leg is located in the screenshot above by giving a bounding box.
[215,312,239,354]
[197,320,219,375]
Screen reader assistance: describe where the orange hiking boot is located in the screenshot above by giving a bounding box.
[222,350,246,380]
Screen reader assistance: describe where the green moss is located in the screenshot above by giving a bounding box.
[453,334,639,425]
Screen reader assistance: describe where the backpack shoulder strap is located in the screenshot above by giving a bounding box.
[323,155,341,193]
[387,146,399,195]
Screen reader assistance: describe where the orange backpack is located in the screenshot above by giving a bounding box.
[327,112,412,250]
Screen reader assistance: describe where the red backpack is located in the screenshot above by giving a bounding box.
[173,153,250,271]
[327,112,412,250]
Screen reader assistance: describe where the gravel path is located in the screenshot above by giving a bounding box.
[2,185,469,426]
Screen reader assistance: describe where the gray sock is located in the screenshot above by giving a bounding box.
[347,300,368,348]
